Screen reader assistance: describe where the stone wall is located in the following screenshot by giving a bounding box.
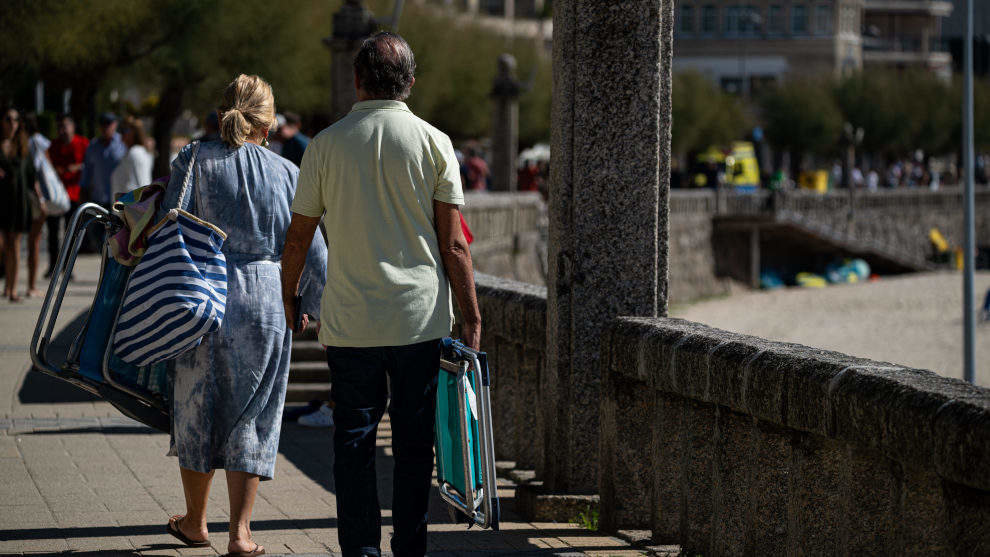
[461,192,546,286]
[456,273,548,472]
[724,187,990,263]
[669,191,731,303]
[600,316,990,555]
[462,188,990,305]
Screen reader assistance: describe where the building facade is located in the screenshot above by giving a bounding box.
[674,1,865,93]
[862,1,953,77]
[674,0,953,91]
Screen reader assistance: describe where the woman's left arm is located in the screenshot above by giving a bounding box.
[297,226,327,321]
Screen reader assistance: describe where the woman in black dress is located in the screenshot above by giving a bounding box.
[1,108,40,302]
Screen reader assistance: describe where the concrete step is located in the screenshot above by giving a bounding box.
[289,360,329,383]
[291,340,325,362]
[285,382,329,403]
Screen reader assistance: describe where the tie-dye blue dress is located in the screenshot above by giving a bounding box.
[160,140,326,480]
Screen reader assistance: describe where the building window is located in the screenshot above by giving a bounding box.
[815,5,832,35]
[480,0,504,16]
[679,5,695,35]
[742,5,760,35]
[725,5,742,35]
[768,5,784,34]
[791,4,807,35]
[702,5,718,34]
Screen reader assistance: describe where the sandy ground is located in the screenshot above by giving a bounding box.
[672,271,990,386]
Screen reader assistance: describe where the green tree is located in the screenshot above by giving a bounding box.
[5,0,551,169]
[759,78,842,170]
[672,71,750,157]
[387,1,551,145]
[834,70,958,159]
[1,1,206,135]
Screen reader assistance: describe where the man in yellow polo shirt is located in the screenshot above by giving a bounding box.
[280,31,481,557]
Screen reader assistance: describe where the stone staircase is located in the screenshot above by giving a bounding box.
[287,325,330,403]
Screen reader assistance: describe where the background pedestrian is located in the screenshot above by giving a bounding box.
[0,109,42,301]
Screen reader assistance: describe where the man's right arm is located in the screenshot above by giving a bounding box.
[434,199,481,350]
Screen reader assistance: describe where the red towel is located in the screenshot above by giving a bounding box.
[460,213,474,244]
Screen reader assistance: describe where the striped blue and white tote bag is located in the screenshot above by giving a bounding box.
[112,143,229,366]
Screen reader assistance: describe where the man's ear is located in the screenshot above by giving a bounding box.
[354,71,361,94]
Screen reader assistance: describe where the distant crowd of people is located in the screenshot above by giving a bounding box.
[0,109,152,301]
[455,144,548,195]
[829,156,947,192]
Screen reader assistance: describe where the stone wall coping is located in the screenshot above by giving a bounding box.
[464,191,546,209]
[475,272,548,303]
[605,316,990,491]
[472,272,547,346]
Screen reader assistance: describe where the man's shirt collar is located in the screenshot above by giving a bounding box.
[350,100,410,113]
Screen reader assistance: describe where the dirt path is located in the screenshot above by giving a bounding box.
[672,271,990,385]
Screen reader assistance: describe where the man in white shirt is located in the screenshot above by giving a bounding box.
[281,32,480,557]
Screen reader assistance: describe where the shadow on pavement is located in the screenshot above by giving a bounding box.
[19,425,158,435]
[0,518,344,541]
[276,420,458,525]
[18,310,99,404]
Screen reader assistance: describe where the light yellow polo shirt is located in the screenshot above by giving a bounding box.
[291,100,464,347]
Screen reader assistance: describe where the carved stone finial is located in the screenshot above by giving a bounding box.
[492,53,521,98]
[332,0,378,42]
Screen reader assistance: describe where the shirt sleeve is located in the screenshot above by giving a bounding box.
[291,138,326,218]
[433,133,464,206]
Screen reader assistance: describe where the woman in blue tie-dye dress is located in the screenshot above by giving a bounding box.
[161,75,326,556]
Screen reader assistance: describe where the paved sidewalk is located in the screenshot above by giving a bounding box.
[1,255,647,556]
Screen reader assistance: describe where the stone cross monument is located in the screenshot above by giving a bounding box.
[324,0,378,123]
[542,0,672,494]
[490,54,522,192]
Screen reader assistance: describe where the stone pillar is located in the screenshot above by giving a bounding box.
[491,54,521,192]
[544,0,672,493]
[323,0,378,123]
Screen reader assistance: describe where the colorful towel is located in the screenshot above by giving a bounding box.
[108,177,168,266]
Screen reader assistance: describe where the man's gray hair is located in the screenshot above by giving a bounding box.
[354,31,417,101]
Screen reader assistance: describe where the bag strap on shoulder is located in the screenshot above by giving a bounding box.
[174,142,201,212]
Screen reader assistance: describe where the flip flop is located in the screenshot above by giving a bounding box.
[166,515,211,547]
[223,542,265,557]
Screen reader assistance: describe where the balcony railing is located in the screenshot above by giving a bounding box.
[862,36,949,53]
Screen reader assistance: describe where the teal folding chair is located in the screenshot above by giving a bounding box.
[434,338,499,530]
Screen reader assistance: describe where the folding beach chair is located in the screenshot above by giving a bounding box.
[31,203,171,432]
[435,338,500,530]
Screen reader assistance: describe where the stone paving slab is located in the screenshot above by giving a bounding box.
[0,256,652,556]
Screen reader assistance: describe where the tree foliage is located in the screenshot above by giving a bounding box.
[672,71,750,156]
[758,77,843,166]
[371,1,551,145]
[3,0,551,150]
[833,70,958,157]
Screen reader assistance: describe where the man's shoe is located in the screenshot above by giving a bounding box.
[298,403,334,428]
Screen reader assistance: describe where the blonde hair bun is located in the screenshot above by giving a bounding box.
[218,74,276,147]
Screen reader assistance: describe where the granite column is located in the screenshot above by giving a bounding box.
[544,0,672,493]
